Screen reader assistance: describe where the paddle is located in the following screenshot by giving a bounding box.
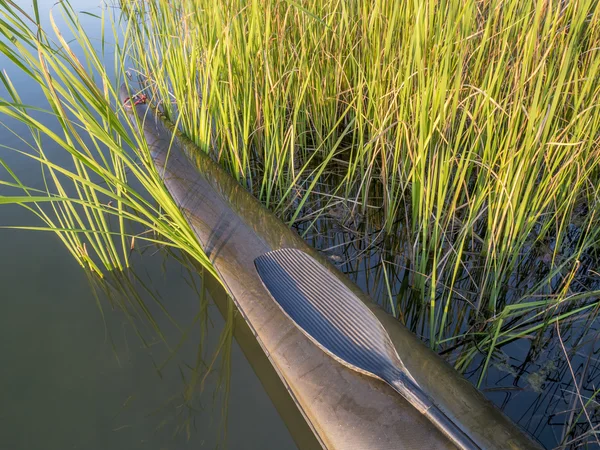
[255,247,479,450]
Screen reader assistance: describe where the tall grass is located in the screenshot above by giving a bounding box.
[120,0,600,354]
[0,0,217,279]
[1,0,600,411]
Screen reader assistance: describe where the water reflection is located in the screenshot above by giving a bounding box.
[85,251,318,449]
[87,262,232,446]
[0,239,300,449]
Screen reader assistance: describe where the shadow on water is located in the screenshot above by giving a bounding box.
[84,250,319,450]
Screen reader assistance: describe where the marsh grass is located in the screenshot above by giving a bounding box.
[119,0,600,441]
[0,0,217,279]
[120,0,600,354]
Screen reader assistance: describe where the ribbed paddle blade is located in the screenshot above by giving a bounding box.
[255,248,481,450]
[254,247,405,381]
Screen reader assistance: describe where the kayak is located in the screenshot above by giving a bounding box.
[119,84,542,450]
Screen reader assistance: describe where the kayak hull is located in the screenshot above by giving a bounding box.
[119,85,542,450]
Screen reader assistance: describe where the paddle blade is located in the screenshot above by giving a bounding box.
[255,247,402,380]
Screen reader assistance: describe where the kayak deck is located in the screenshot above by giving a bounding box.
[120,84,542,450]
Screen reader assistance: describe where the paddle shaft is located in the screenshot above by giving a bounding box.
[389,375,480,450]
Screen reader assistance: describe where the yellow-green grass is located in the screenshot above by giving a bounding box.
[1,0,600,389]
[120,0,600,357]
[0,0,217,280]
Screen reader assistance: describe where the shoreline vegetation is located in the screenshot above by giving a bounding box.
[1,0,600,446]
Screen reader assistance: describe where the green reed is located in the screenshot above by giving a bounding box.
[120,0,600,351]
[0,0,217,279]
[1,0,600,393]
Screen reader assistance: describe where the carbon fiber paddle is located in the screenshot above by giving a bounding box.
[255,248,479,450]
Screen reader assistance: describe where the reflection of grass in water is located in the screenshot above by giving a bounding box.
[304,206,600,445]
[1,0,600,447]
[527,360,556,394]
[479,317,600,448]
[87,254,234,447]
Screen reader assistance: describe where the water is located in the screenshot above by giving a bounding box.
[0,1,299,448]
[0,242,295,449]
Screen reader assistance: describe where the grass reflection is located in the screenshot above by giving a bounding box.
[86,253,234,447]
